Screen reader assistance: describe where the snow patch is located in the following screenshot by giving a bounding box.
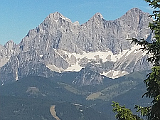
[47,44,145,78]
[63,44,143,64]
[39,55,43,58]
[101,70,129,79]
[65,50,117,63]
[64,63,83,72]
[54,20,58,23]
[46,64,64,73]
[62,44,145,73]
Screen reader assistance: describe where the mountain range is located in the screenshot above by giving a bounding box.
[0,8,153,120]
[0,8,152,85]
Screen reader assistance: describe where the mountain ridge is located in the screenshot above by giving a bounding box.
[0,8,152,85]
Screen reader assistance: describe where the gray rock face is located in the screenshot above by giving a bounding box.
[76,8,151,54]
[0,8,153,85]
[0,40,16,67]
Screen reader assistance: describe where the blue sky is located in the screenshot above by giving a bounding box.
[0,0,153,45]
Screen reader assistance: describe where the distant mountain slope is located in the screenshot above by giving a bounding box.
[0,8,152,85]
[0,76,85,102]
[0,96,55,120]
[0,76,109,120]
[0,72,150,120]
[0,96,108,120]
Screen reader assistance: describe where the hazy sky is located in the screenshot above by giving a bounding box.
[0,0,153,45]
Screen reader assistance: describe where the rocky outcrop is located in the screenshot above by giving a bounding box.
[0,8,153,85]
[0,41,16,68]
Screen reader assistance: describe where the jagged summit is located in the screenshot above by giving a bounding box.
[128,8,143,13]
[93,12,103,19]
[47,12,72,23]
[46,12,104,24]
[119,8,148,19]
[89,12,103,21]
[73,21,80,26]
[4,40,16,50]
[4,40,15,45]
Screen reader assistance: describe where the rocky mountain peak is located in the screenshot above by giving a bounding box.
[4,40,16,49]
[119,8,148,21]
[128,8,143,14]
[93,12,103,19]
[47,12,72,23]
[90,12,103,21]
[73,21,80,26]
